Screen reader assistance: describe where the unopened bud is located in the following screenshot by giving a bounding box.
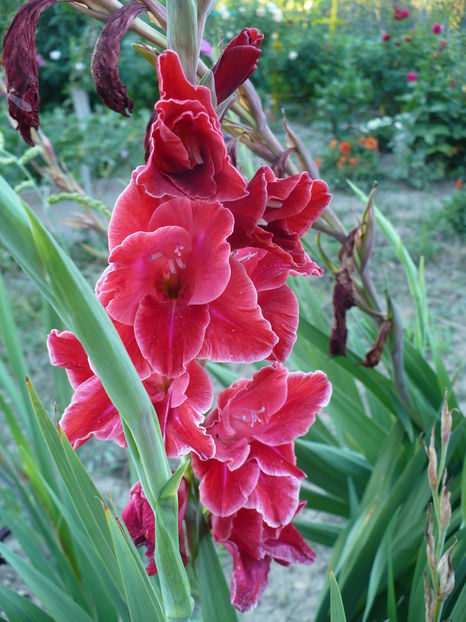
[438,540,456,600]
[355,183,377,271]
[441,394,452,448]
[440,473,451,531]
[424,572,435,622]
[424,504,435,571]
[427,428,438,490]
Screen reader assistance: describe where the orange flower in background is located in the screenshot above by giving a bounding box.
[337,156,347,168]
[360,135,379,151]
[349,157,357,167]
[329,138,338,149]
[315,158,322,168]
[339,141,351,155]
[454,179,462,189]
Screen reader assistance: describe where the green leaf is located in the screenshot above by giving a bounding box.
[0,584,54,622]
[0,543,95,622]
[329,568,347,622]
[0,174,191,618]
[197,531,238,622]
[362,510,399,622]
[105,506,165,622]
[294,519,343,547]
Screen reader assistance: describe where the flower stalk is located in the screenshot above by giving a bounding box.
[424,396,456,622]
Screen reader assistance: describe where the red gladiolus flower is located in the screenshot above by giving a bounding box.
[432,23,443,34]
[382,33,392,42]
[47,329,215,459]
[211,504,315,612]
[225,165,330,277]
[401,8,410,18]
[406,70,418,82]
[101,196,277,376]
[122,479,189,575]
[237,248,299,361]
[212,28,264,104]
[193,364,331,527]
[137,51,246,201]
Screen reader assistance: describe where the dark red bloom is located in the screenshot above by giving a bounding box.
[406,70,418,82]
[122,479,188,575]
[394,6,409,20]
[211,504,315,612]
[2,0,59,144]
[193,364,331,527]
[212,28,264,104]
[382,33,392,42]
[137,51,246,201]
[91,1,147,116]
[432,23,443,34]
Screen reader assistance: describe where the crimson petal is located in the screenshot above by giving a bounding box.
[60,376,124,449]
[244,472,301,528]
[258,285,299,362]
[199,259,277,363]
[135,296,209,377]
[47,329,92,389]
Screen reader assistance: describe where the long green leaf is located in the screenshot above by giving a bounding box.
[329,569,347,622]
[0,543,95,622]
[106,507,165,622]
[197,531,238,622]
[0,173,191,618]
[0,584,53,622]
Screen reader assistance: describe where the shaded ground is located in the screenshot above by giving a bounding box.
[0,156,464,620]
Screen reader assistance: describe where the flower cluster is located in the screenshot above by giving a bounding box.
[47,31,331,612]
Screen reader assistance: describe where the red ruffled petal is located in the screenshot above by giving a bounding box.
[60,376,125,449]
[259,285,299,362]
[199,259,277,363]
[135,296,209,377]
[194,457,259,517]
[244,472,301,528]
[47,329,92,389]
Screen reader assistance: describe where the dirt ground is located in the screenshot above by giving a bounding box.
[0,160,464,620]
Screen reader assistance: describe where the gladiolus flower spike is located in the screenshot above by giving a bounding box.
[43,33,332,612]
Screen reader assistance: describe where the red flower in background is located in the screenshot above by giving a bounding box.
[137,51,246,202]
[394,6,409,20]
[432,23,443,34]
[406,70,418,82]
[211,504,315,612]
[122,479,189,575]
[212,28,264,104]
[382,33,392,42]
[193,364,331,527]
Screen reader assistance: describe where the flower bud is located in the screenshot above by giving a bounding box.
[427,428,438,490]
[424,504,435,571]
[212,28,264,104]
[439,473,451,531]
[438,540,456,600]
[424,572,435,622]
[441,394,452,448]
[355,183,376,271]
